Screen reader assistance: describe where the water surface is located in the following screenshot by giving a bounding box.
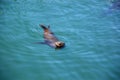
[0,0,120,80]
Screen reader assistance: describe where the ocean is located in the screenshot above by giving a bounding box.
[0,0,120,80]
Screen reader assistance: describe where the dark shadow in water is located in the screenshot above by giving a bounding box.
[109,0,120,10]
[101,0,120,17]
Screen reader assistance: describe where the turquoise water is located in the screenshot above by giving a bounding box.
[0,0,120,80]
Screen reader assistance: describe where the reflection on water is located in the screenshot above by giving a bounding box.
[0,0,120,80]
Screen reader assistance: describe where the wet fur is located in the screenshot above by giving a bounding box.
[39,24,65,49]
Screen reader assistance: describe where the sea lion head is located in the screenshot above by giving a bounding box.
[55,41,65,48]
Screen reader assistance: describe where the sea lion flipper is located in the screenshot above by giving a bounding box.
[34,42,46,44]
[34,41,56,48]
[40,24,48,30]
[48,25,50,28]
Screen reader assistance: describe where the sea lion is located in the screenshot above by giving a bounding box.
[38,24,65,49]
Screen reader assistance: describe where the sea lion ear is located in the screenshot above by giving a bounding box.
[48,25,50,28]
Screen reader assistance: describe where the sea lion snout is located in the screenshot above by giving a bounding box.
[55,41,65,48]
